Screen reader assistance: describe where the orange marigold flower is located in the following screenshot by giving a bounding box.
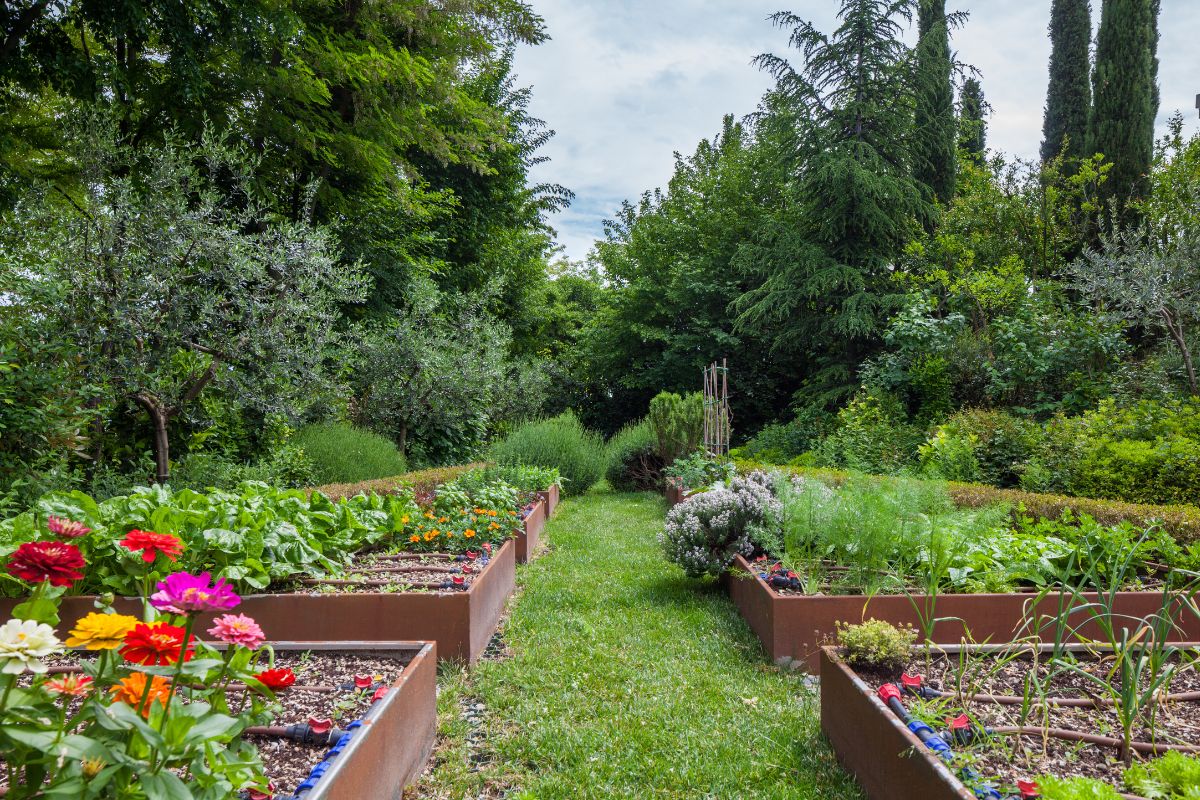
[487,510,498,517]
[423,530,438,542]
[438,516,448,523]
[423,512,435,519]
[464,529,476,538]
[409,534,420,543]
[110,672,172,717]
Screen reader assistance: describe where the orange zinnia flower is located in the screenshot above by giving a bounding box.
[110,672,172,717]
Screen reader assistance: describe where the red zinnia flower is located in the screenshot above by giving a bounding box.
[119,530,184,563]
[6,541,85,586]
[119,622,194,666]
[253,667,296,691]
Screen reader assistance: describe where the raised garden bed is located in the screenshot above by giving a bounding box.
[820,642,1200,799]
[728,554,1200,671]
[242,641,437,799]
[0,541,515,663]
[515,498,546,563]
[665,477,700,508]
[537,484,560,517]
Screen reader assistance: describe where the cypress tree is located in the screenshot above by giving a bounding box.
[959,77,986,164]
[1040,0,1092,162]
[914,0,957,203]
[1088,0,1159,213]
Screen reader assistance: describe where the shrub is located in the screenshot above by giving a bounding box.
[488,412,606,497]
[815,390,923,474]
[292,422,408,485]
[664,452,735,490]
[734,406,833,464]
[836,619,917,674]
[605,420,664,492]
[647,391,704,464]
[660,472,781,578]
[920,408,1039,487]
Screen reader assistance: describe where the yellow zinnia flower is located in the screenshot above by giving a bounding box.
[66,612,138,650]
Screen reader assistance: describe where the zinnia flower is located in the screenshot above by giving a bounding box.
[207,613,264,649]
[120,622,194,666]
[0,618,62,673]
[150,571,239,615]
[6,541,85,586]
[47,516,91,540]
[66,612,139,650]
[110,672,172,717]
[253,667,296,690]
[119,530,184,563]
[45,673,93,697]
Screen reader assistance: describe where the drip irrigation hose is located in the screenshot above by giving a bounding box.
[991,726,1200,756]
[904,676,1200,709]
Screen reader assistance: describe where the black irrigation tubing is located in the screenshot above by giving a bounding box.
[992,726,1200,756]
[351,565,459,574]
[298,578,465,588]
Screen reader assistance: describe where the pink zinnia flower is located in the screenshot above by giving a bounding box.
[206,613,265,649]
[150,571,240,615]
[47,516,91,540]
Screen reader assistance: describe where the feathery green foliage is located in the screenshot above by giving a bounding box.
[1041,0,1093,163]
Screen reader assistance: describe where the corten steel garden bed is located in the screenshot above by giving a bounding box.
[536,484,560,517]
[515,498,546,563]
[819,645,980,800]
[665,478,700,508]
[0,540,515,664]
[267,641,438,800]
[728,555,1200,671]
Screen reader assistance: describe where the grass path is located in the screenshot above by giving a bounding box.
[414,488,863,799]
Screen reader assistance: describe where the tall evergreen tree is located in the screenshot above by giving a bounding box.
[959,77,987,164]
[735,0,932,404]
[1041,0,1092,162]
[914,0,957,203]
[1088,0,1159,213]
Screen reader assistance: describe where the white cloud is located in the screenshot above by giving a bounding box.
[516,0,1200,262]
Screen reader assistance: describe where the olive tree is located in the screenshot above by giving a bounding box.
[6,124,363,483]
[1068,121,1200,392]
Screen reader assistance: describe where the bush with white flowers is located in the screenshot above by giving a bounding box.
[660,472,782,578]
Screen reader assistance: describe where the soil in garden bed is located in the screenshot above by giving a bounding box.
[286,551,488,594]
[243,650,412,795]
[856,650,1200,793]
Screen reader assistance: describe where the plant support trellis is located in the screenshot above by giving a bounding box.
[702,360,732,456]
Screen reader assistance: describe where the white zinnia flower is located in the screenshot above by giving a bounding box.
[0,618,63,674]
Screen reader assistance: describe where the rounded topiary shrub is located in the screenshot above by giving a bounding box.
[488,412,606,497]
[605,420,664,492]
[292,422,407,486]
[660,472,781,578]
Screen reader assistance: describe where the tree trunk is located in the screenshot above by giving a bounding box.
[134,394,172,485]
[1161,309,1198,394]
[398,422,408,457]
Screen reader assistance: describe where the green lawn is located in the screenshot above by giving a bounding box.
[415,488,864,799]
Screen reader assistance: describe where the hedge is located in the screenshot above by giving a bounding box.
[308,463,485,502]
[732,459,1200,544]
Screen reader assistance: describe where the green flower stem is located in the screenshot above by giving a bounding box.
[159,614,197,732]
[0,674,14,713]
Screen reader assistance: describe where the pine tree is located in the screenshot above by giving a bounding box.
[959,77,987,164]
[1040,0,1092,162]
[914,0,957,203]
[1088,0,1159,213]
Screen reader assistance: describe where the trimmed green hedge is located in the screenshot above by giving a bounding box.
[733,459,1200,543]
[309,464,484,502]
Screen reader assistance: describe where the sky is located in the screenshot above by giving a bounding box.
[513,0,1200,263]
